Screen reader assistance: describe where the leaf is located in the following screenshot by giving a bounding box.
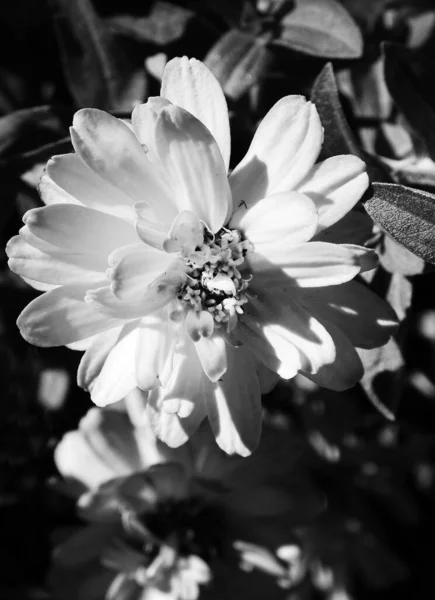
[383,43,435,161]
[0,106,68,161]
[51,0,146,110]
[365,182,435,265]
[275,0,363,59]
[358,339,405,421]
[106,2,194,45]
[311,63,362,159]
[204,30,271,101]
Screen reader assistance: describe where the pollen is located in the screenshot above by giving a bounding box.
[177,228,254,329]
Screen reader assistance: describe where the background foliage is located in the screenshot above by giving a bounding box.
[2,0,435,598]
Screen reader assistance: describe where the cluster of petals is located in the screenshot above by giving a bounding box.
[52,400,315,600]
[6,56,397,456]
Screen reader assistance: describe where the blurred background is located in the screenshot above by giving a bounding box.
[2,0,435,598]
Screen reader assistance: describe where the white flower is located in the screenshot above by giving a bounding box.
[6,57,397,456]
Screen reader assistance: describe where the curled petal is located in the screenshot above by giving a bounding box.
[194,334,227,382]
[163,210,204,255]
[185,310,214,341]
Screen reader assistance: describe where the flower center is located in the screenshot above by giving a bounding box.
[177,228,254,329]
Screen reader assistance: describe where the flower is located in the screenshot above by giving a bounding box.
[51,403,320,600]
[6,56,397,456]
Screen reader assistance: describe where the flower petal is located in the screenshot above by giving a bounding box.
[154,104,231,232]
[248,241,377,287]
[107,243,174,303]
[291,281,398,349]
[205,345,262,457]
[78,327,123,391]
[229,96,322,208]
[70,109,176,223]
[299,323,363,391]
[22,204,137,257]
[17,284,124,347]
[146,338,207,446]
[131,96,172,162]
[194,334,227,382]
[46,154,136,220]
[314,210,373,245]
[230,191,318,246]
[7,235,106,286]
[161,57,231,172]
[90,324,140,407]
[295,155,369,232]
[244,291,337,375]
[135,311,176,390]
[134,201,168,250]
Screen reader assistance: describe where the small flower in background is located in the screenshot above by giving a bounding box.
[50,398,321,600]
[6,56,397,456]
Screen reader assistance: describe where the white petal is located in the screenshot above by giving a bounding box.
[22,204,137,257]
[147,339,207,446]
[161,57,231,172]
[54,430,115,489]
[244,291,336,375]
[70,109,176,223]
[79,408,144,479]
[163,210,204,255]
[299,323,363,391]
[131,96,172,161]
[107,243,174,303]
[90,324,140,407]
[229,96,322,207]
[7,235,106,286]
[17,284,123,347]
[135,311,176,390]
[248,241,377,287]
[38,172,81,206]
[154,104,231,232]
[134,201,168,250]
[230,191,318,246]
[78,328,123,391]
[194,335,227,382]
[185,310,214,341]
[291,281,398,349]
[84,284,171,320]
[46,154,136,220]
[295,155,369,232]
[205,345,261,457]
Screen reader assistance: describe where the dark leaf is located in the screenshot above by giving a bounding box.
[311,63,362,159]
[311,64,391,182]
[365,182,435,265]
[51,0,146,110]
[383,43,435,161]
[275,0,363,59]
[204,30,271,101]
[0,106,68,160]
[106,2,194,45]
[358,339,405,421]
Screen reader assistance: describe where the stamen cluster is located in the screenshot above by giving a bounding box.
[178,228,254,327]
